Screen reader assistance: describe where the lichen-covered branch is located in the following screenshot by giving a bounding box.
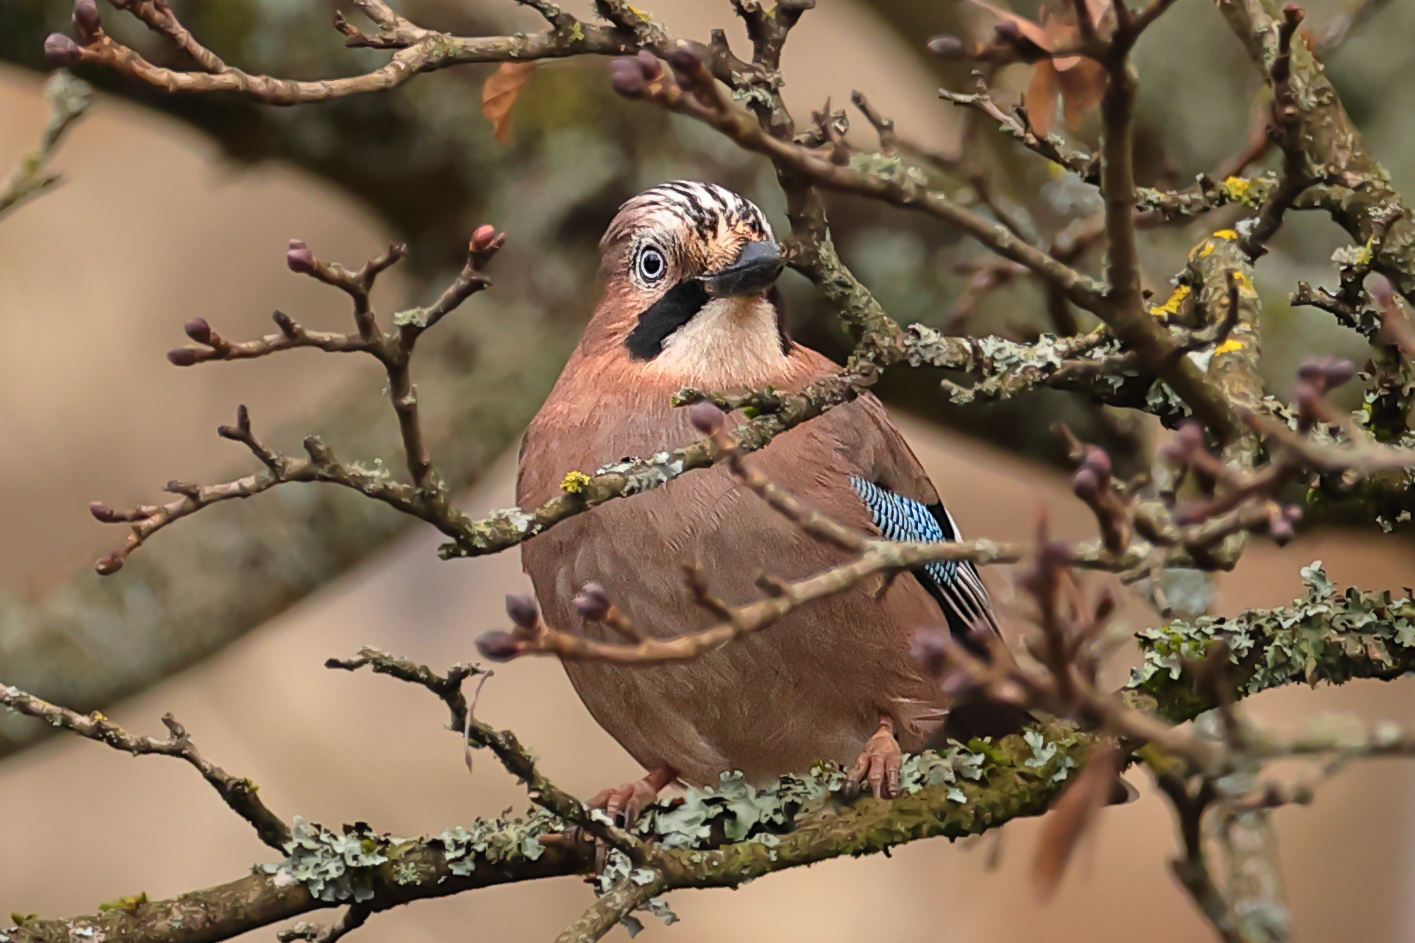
[1216,0,1415,306]
[0,70,90,219]
[1129,563,1415,724]
[0,719,1094,943]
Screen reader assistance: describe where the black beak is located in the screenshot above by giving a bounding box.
[699,240,784,298]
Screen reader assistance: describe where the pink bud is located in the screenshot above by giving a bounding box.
[505,593,539,629]
[95,553,124,576]
[573,582,611,621]
[635,49,660,78]
[286,239,316,274]
[687,400,725,435]
[44,33,83,67]
[72,0,100,43]
[1082,445,1112,479]
[167,348,199,367]
[476,630,520,662]
[610,58,647,98]
[90,500,117,523]
[470,224,498,252]
[667,47,700,77]
[1072,467,1100,499]
[184,318,212,345]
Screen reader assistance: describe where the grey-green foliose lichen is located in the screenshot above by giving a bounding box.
[256,738,1066,907]
[1128,562,1415,723]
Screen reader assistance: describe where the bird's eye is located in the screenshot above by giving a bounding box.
[635,245,667,283]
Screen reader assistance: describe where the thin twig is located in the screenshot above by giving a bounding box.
[0,683,289,851]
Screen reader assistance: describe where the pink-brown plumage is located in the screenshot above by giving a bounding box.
[517,182,999,789]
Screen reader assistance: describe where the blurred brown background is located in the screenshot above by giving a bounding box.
[3,0,1415,940]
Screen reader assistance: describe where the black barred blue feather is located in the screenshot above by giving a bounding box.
[849,477,998,647]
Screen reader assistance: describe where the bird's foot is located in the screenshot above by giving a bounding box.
[588,764,677,829]
[575,765,676,877]
[844,716,903,800]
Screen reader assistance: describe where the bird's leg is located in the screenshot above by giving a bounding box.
[844,715,904,800]
[588,763,677,829]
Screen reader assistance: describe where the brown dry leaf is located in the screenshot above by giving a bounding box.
[482,61,536,145]
[1057,57,1107,129]
[1031,742,1122,901]
[1024,59,1062,137]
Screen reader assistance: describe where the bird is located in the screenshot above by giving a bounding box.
[516,181,1024,820]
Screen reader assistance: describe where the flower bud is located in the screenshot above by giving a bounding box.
[286,239,316,274]
[470,224,498,252]
[667,47,700,78]
[1082,445,1112,479]
[635,49,661,78]
[610,58,647,98]
[44,33,83,67]
[476,630,520,662]
[90,500,117,523]
[167,347,199,367]
[72,0,100,43]
[1071,467,1100,499]
[687,400,725,435]
[505,593,539,629]
[184,317,213,345]
[573,582,611,621]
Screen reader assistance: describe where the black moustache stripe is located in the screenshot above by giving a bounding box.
[624,278,710,360]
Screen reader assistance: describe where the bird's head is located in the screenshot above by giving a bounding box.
[587,181,791,386]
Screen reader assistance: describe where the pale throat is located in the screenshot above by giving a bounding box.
[645,295,788,388]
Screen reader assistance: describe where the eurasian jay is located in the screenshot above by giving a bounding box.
[517,181,1023,819]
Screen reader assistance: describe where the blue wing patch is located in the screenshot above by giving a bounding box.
[849,476,997,644]
[849,477,960,587]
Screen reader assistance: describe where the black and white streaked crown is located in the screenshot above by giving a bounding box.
[603,180,774,248]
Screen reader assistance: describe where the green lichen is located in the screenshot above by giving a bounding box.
[438,808,563,876]
[260,818,396,903]
[1023,729,1076,784]
[1129,562,1415,723]
[97,894,148,914]
[252,729,1086,917]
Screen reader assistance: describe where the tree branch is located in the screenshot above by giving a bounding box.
[0,684,289,851]
[0,70,91,219]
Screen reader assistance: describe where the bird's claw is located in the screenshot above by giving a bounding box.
[588,777,662,830]
[843,718,903,800]
[581,766,675,875]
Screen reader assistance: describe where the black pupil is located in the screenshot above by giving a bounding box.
[640,250,663,279]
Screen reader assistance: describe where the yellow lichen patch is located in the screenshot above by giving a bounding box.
[1197,242,1216,258]
[1215,338,1244,355]
[1357,236,1376,267]
[1149,283,1192,318]
[1221,176,1251,198]
[99,893,149,914]
[1231,271,1256,295]
[1220,176,1260,208]
[1214,229,1239,240]
[560,470,592,494]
